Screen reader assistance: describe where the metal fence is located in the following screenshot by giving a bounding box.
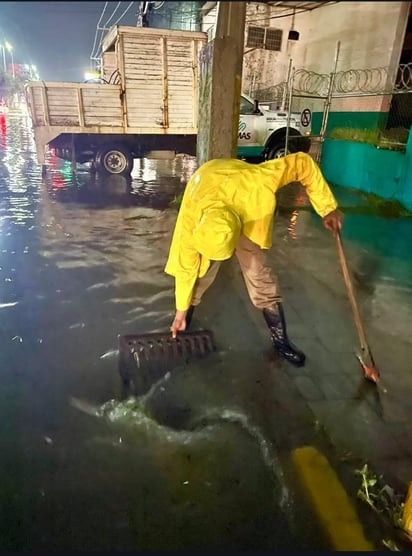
[253,51,412,160]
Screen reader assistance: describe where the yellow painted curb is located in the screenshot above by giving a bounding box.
[291,446,374,551]
[402,482,412,536]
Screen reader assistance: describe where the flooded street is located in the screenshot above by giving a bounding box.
[0,113,301,550]
[1,113,411,550]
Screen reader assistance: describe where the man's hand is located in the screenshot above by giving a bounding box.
[322,208,343,236]
[170,309,188,339]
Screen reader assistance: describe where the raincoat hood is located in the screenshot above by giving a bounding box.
[193,207,241,261]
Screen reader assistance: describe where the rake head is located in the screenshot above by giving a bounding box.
[355,352,380,384]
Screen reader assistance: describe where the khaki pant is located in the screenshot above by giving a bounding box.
[191,234,281,310]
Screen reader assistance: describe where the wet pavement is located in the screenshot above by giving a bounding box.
[0,111,412,550]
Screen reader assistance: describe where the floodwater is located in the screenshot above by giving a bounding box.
[0,112,411,550]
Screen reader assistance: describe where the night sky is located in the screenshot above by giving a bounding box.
[0,2,138,81]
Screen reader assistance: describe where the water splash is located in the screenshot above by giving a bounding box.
[70,394,210,446]
[188,407,289,508]
[70,391,290,509]
[99,349,119,359]
[0,301,18,308]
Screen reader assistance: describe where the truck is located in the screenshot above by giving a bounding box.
[237,93,311,160]
[26,25,310,175]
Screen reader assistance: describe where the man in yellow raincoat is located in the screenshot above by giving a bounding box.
[165,152,343,367]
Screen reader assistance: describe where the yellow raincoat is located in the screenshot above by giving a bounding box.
[165,152,338,311]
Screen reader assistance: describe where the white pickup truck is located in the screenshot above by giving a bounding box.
[237,93,311,160]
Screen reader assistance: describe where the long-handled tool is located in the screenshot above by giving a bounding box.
[335,231,380,384]
[118,329,216,396]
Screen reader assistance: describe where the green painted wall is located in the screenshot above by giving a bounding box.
[320,136,412,213]
[311,111,388,135]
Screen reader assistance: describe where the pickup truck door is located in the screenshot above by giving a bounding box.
[238,96,267,147]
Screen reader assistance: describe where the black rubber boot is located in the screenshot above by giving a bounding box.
[263,302,306,367]
[185,305,195,330]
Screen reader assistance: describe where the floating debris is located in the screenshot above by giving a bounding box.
[100,349,119,360]
[86,282,110,291]
[0,301,18,309]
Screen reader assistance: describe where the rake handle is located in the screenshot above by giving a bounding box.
[335,231,370,354]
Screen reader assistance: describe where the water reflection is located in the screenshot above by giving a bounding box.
[277,180,412,398]
[0,113,42,312]
[0,113,7,150]
[44,153,197,211]
[133,155,197,184]
[287,210,299,240]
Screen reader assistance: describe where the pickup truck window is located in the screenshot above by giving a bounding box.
[239,96,256,115]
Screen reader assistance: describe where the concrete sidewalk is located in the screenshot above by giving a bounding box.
[194,181,412,548]
[273,184,412,492]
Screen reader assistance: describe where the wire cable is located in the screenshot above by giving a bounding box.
[245,8,313,24]
[110,1,135,27]
[90,1,108,61]
[103,2,122,28]
[91,2,136,62]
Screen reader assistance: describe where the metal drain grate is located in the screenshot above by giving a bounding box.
[118,330,216,396]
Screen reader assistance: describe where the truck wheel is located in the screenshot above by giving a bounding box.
[267,141,289,159]
[267,135,311,160]
[96,144,133,175]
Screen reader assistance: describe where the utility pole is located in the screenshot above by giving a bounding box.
[197,2,246,164]
[6,43,15,78]
[1,46,6,73]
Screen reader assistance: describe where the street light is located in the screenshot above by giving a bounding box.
[5,42,14,78]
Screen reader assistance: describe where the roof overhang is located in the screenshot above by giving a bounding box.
[201,1,339,14]
[260,1,339,10]
[200,1,218,14]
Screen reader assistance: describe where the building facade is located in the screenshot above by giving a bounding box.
[201,1,411,133]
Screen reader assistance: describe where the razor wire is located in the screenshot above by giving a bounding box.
[255,81,287,102]
[394,63,412,91]
[291,67,395,95]
[333,67,394,94]
[292,69,330,95]
[255,64,412,101]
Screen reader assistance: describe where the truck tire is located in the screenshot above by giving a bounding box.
[95,144,134,175]
[267,141,289,159]
[266,133,311,160]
